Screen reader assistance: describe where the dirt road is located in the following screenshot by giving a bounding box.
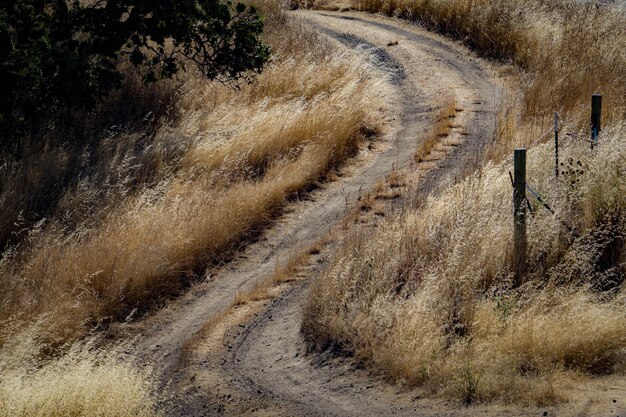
[128,11,506,416]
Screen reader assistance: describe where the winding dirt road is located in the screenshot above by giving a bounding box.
[127,11,507,416]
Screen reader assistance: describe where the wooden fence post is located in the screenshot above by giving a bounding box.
[591,94,602,149]
[513,148,527,287]
[554,112,559,178]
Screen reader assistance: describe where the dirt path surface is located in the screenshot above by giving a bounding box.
[127,10,509,416]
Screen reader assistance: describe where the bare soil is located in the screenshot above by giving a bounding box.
[122,11,624,417]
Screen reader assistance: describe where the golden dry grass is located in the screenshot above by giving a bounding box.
[415,97,456,163]
[303,123,626,404]
[0,363,158,417]
[354,0,626,130]
[0,330,160,417]
[300,7,626,405]
[0,7,387,348]
[0,3,388,413]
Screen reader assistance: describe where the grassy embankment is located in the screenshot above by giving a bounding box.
[303,0,626,405]
[0,2,387,414]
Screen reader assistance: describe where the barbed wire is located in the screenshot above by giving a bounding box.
[518,107,587,146]
[507,105,591,238]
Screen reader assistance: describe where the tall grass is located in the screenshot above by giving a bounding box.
[302,2,626,403]
[303,122,626,403]
[0,326,160,417]
[0,2,386,354]
[0,74,180,253]
[0,3,389,413]
[1,361,158,417]
[354,0,626,128]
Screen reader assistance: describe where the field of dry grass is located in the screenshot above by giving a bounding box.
[303,0,626,405]
[0,333,160,417]
[0,3,387,414]
[304,123,626,404]
[353,0,626,129]
[2,0,624,412]
[0,4,385,347]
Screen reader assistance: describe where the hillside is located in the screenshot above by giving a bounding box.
[0,0,624,415]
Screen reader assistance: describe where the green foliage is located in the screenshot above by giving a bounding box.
[0,0,270,156]
[455,363,481,404]
[494,292,518,322]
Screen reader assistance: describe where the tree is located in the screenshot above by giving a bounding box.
[0,0,270,156]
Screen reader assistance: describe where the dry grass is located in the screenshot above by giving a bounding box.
[1,363,158,417]
[354,0,626,132]
[0,3,388,413]
[299,6,626,404]
[233,245,318,306]
[415,97,457,163]
[0,329,160,417]
[0,74,181,254]
[0,5,387,349]
[303,123,626,404]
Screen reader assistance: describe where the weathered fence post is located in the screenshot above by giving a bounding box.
[513,148,527,287]
[591,94,602,149]
[554,112,559,178]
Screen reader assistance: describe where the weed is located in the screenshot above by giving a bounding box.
[455,363,481,405]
